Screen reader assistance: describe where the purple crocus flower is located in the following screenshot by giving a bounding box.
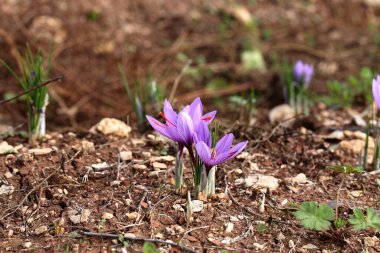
[372,75,380,109]
[146,97,216,147]
[294,60,314,86]
[194,122,248,170]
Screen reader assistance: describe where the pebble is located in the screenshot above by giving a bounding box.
[133,164,148,170]
[90,118,131,137]
[152,162,167,170]
[34,225,48,235]
[173,204,185,212]
[165,227,175,236]
[269,104,295,127]
[69,209,91,224]
[23,242,32,249]
[237,151,250,159]
[28,148,52,156]
[102,212,114,220]
[0,141,15,154]
[245,174,279,192]
[142,151,151,158]
[4,171,13,179]
[225,222,234,233]
[285,173,309,185]
[81,140,95,152]
[120,151,133,161]
[7,229,13,237]
[0,185,14,195]
[126,212,138,220]
[230,216,239,222]
[191,200,204,213]
[277,232,285,240]
[150,155,175,162]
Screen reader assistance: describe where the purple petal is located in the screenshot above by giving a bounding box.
[201,110,217,125]
[163,99,177,124]
[373,75,380,109]
[196,121,211,147]
[293,60,303,82]
[195,141,212,166]
[189,97,203,117]
[181,105,191,114]
[146,115,172,140]
[214,140,248,165]
[191,103,202,131]
[165,123,183,143]
[177,112,194,145]
[215,133,234,154]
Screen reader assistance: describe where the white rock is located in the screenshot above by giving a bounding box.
[4,172,13,179]
[126,212,138,220]
[286,173,308,185]
[277,232,285,240]
[225,222,234,233]
[102,212,114,220]
[165,227,175,236]
[28,148,52,156]
[120,151,133,161]
[0,185,14,195]
[81,140,95,152]
[150,156,175,162]
[237,151,250,159]
[69,209,91,224]
[91,162,110,170]
[142,151,151,158]
[133,164,148,170]
[302,243,319,250]
[34,225,48,235]
[269,104,295,127]
[364,236,379,247]
[90,118,131,137]
[23,242,32,248]
[152,162,167,170]
[253,242,265,250]
[191,200,204,213]
[173,204,185,212]
[245,174,279,191]
[0,141,15,155]
[230,216,239,222]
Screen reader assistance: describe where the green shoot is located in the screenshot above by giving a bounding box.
[327,164,364,174]
[119,64,161,132]
[0,44,52,144]
[143,242,160,253]
[294,201,335,231]
[349,208,380,231]
[334,218,347,229]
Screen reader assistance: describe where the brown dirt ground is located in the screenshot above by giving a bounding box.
[1,0,380,252]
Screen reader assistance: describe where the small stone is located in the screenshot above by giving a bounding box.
[173,225,185,234]
[269,104,295,127]
[349,190,363,198]
[237,151,250,159]
[90,118,131,137]
[234,169,243,174]
[69,209,91,224]
[0,185,14,195]
[253,243,265,250]
[34,225,48,235]
[28,148,52,156]
[81,140,95,152]
[364,236,379,247]
[230,216,239,222]
[165,227,175,236]
[152,162,167,170]
[102,212,114,220]
[302,243,319,250]
[289,240,295,248]
[120,151,133,161]
[225,222,234,233]
[23,242,32,248]
[4,171,13,179]
[191,200,204,213]
[286,173,309,185]
[249,162,260,172]
[277,232,285,240]
[142,151,151,158]
[7,229,13,237]
[245,174,279,192]
[325,130,344,140]
[133,164,148,170]
[126,212,138,220]
[150,156,175,162]
[0,141,15,154]
[173,204,185,212]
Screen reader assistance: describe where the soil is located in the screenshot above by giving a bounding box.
[1,0,380,252]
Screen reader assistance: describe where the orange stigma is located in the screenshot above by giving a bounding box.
[201,116,212,121]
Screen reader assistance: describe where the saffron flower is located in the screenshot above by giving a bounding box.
[194,122,248,170]
[372,75,380,109]
[146,98,216,147]
[293,60,314,86]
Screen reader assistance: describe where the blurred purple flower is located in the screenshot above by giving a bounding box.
[294,60,314,86]
[194,122,248,170]
[372,75,380,109]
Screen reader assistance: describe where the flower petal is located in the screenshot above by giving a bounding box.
[146,115,172,140]
[177,112,194,145]
[215,133,234,154]
[164,99,177,124]
[214,140,248,165]
[195,141,212,166]
[373,75,380,109]
[201,110,217,125]
[196,121,211,147]
[189,97,203,117]
[191,103,202,131]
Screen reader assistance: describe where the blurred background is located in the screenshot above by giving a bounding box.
[0,0,380,131]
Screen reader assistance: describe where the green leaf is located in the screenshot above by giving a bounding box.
[334,218,347,229]
[294,201,335,231]
[327,164,364,174]
[349,208,380,231]
[143,242,160,253]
